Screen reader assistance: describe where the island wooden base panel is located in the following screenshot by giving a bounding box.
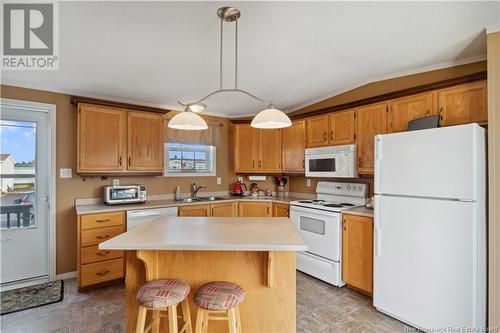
[126,250,296,333]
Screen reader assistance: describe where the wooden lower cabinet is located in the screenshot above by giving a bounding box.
[211,202,238,217]
[239,202,272,217]
[77,211,126,290]
[178,204,211,217]
[273,203,289,217]
[342,213,373,295]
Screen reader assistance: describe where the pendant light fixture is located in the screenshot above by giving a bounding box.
[172,7,291,130]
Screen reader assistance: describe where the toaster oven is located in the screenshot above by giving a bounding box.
[104,185,146,205]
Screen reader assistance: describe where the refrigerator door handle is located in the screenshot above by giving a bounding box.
[374,136,382,190]
[375,228,381,256]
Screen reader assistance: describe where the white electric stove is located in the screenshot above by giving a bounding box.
[290,181,368,286]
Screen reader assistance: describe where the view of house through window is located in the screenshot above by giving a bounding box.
[0,120,37,229]
[165,143,216,176]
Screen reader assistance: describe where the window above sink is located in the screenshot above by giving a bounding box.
[164,143,216,177]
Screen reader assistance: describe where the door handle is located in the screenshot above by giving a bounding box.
[96,270,111,276]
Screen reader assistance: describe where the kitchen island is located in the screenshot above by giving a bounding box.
[100,216,307,333]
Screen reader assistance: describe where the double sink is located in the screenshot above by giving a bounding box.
[182,196,227,203]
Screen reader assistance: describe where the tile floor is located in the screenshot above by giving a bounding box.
[0,272,410,333]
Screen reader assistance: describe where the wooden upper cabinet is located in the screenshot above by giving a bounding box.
[282,120,306,172]
[258,129,282,172]
[234,124,259,172]
[438,81,487,126]
[389,92,435,133]
[330,109,356,145]
[356,103,388,174]
[127,112,164,172]
[342,214,373,295]
[306,114,329,148]
[78,104,125,172]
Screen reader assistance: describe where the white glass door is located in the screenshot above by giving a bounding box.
[0,106,50,286]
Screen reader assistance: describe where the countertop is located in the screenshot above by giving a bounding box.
[343,206,374,218]
[75,195,312,215]
[99,216,308,252]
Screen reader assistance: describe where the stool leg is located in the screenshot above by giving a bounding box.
[152,310,160,333]
[202,310,209,333]
[228,308,237,333]
[235,306,242,333]
[180,299,193,333]
[136,305,148,333]
[195,308,205,333]
[168,304,179,333]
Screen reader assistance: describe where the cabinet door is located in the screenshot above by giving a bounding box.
[78,104,125,172]
[238,202,272,217]
[234,125,259,172]
[388,93,434,133]
[306,115,329,148]
[330,109,356,145]
[211,202,238,217]
[272,203,289,217]
[178,204,211,217]
[258,129,282,172]
[342,214,373,294]
[127,112,164,172]
[356,103,388,174]
[282,120,306,172]
[438,81,487,126]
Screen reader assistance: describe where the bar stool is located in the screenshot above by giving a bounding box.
[193,281,245,333]
[136,279,193,333]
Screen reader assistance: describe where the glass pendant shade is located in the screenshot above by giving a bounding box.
[251,108,292,129]
[168,111,208,130]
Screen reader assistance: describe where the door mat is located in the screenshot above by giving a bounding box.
[0,280,64,315]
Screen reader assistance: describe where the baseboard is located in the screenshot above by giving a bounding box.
[55,271,77,280]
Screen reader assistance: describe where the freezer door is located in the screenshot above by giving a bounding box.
[373,195,486,330]
[374,124,485,200]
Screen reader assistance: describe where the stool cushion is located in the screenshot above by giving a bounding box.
[137,279,190,308]
[194,281,245,311]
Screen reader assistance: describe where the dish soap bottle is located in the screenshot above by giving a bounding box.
[175,186,182,201]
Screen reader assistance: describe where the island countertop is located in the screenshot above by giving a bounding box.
[99,216,307,252]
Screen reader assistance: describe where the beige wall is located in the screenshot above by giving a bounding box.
[487,31,500,330]
[0,85,236,274]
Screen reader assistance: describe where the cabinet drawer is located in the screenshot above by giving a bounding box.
[81,245,123,265]
[80,258,124,287]
[81,226,123,247]
[81,211,124,230]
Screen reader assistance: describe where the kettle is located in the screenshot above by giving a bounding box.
[232,181,247,196]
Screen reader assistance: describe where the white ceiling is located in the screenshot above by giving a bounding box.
[2,1,499,118]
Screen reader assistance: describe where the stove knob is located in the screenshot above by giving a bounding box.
[347,185,351,191]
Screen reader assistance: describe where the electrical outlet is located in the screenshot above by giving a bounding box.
[113,179,120,187]
[306,179,311,187]
[217,177,222,185]
[59,168,72,179]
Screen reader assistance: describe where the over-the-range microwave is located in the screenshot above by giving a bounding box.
[305,144,357,178]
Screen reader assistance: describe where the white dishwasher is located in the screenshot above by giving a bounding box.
[126,207,178,230]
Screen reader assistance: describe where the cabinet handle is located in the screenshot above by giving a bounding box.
[358,157,362,169]
[252,160,255,168]
[259,160,262,169]
[96,235,110,240]
[302,160,305,168]
[330,131,334,142]
[96,270,110,276]
[343,219,347,230]
[96,219,110,223]
[267,206,270,215]
[96,251,110,256]
[323,132,327,142]
[119,156,122,166]
[128,157,131,166]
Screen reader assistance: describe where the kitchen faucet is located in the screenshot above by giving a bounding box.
[191,183,207,198]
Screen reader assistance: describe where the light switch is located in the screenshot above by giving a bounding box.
[216,177,222,185]
[113,179,120,186]
[306,179,311,187]
[59,168,72,179]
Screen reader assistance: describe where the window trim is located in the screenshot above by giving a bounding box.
[163,143,216,177]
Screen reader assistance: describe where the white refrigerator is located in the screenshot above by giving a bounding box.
[373,124,486,331]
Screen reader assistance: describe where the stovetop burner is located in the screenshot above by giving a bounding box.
[312,199,325,203]
[298,200,313,203]
[322,203,343,208]
[339,203,355,206]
